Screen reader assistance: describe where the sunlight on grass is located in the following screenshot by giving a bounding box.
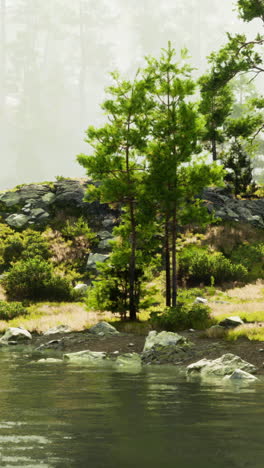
[0,302,113,334]
[227,324,264,342]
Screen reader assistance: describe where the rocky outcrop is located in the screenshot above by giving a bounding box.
[186,353,256,377]
[1,181,263,232]
[142,330,192,365]
[0,179,117,230]
[202,187,264,229]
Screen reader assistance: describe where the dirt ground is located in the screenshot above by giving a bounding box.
[30,328,264,375]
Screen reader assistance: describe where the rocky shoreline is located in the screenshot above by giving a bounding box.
[1,323,264,381]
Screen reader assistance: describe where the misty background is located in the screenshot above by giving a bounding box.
[0,0,262,190]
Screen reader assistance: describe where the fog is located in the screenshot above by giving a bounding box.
[0,0,261,190]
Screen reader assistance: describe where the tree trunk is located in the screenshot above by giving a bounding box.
[211,137,217,161]
[171,205,177,307]
[165,213,171,307]
[129,199,137,320]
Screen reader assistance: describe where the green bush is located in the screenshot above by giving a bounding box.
[150,302,212,331]
[2,258,73,301]
[230,242,264,280]
[179,246,248,285]
[0,229,51,271]
[0,301,28,321]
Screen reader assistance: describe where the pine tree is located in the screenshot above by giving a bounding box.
[77,72,152,320]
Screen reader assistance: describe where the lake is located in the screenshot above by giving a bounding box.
[0,349,263,467]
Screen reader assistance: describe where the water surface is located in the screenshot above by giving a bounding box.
[0,349,263,467]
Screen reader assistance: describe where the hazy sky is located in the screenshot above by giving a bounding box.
[0,0,262,190]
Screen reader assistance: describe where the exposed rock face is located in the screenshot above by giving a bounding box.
[86,253,109,271]
[186,353,256,377]
[0,179,117,230]
[202,187,264,229]
[142,331,191,365]
[88,321,119,336]
[1,181,263,231]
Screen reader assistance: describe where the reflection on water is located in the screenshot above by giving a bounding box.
[0,350,263,467]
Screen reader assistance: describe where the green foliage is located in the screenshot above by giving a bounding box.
[61,217,97,244]
[150,302,212,331]
[230,242,264,280]
[0,228,51,272]
[222,140,256,195]
[237,0,264,22]
[179,246,248,285]
[0,301,28,321]
[2,258,73,301]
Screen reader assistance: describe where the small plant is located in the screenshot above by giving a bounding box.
[0,301,28,321]
[150,301,212,331]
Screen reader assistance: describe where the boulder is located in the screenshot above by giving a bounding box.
[143,330,185,352]
[219,316,244,328]
[0,191,21,207]
[142,343,192,365]
[43,325,72,336]
[6,213,29,228]
[224,369,258,382]
[0,327,32,344]
[63,350,108,365]
[186,353,256,377]
[194,297,208,304]
[115,353,142,370]
[88,321,119,336]
[86,253,109,271]
[41,192,56,205]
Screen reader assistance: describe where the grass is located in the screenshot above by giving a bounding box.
[227,324,264,342]
[0,302,113,334]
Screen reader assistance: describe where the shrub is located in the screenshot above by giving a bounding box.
[2,258,73,301]
[150,302,212,331]
[230,242,264,280]
[179,246,248,285]
[0,301,28,321]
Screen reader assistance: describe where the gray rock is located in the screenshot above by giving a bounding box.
[98,238,112,250]
[6,213,29,228]
[97,230,113,240]
[64,350,108,365]
[43,325,72,336]
[41,192,56,205]
[186,353,256,377]
[224,369,258,382]
[115,353,142,370]
[219,316,244,328]
[143,330,185,352]
[89,321,119,336]
[0,327,32,344]
[86,253,109,271]
[0,191,21,207]
[30,208,47,218]
[194,297,208,304]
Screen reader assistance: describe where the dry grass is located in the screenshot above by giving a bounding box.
[210,281,264,322]
[227,323,264,342]
[0,302,113,334]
